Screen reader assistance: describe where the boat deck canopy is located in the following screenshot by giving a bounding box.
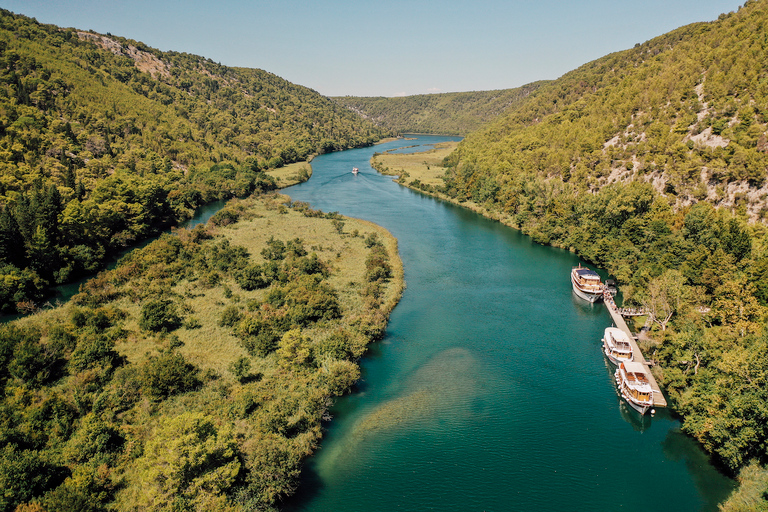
[606,327,630,341]
[575,268,600,279]
[623,361,648,374]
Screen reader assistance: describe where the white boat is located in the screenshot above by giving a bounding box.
[571,265,604,302]
[352,167,359,175]
[602,327,633,366]
[615,361,654,415]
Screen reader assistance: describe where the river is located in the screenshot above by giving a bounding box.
[281,135,734,511]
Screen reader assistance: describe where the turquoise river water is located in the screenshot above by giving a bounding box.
[281,136,734,512]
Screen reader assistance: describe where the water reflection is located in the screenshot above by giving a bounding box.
[618,401,653,432]
[662,428,736,511]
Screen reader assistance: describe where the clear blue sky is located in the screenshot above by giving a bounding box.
[2,0,744,97]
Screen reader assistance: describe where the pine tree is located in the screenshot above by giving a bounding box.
[13,194,36,245]
[0,206,25,267]
[36,184,62,244]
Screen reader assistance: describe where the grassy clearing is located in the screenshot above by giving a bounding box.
[106,192,403,378]
[265,161,313,188]
[372,141,459,189]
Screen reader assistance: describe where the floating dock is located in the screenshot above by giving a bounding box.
[604,291,667,408]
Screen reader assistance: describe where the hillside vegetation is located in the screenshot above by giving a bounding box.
[379,0,768,493]
[333,82,545,136]
[0,193,404,511]
[0,10,390,313]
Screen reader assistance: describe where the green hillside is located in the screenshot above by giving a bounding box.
[435,0,768,492]
[333,82,546,136]
[0,10,391,313]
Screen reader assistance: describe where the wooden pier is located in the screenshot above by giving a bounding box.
[603,290,667,408]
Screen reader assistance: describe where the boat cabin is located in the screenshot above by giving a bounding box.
[620,361,652,403]
[604,327,632,364]
[573,268,602,291]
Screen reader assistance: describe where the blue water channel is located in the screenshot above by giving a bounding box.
[282,135,734,511]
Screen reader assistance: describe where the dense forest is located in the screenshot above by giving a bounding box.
[0,194,403,511]
[426,0,768,501]
[0,9,391,313]
[333,83,546,136]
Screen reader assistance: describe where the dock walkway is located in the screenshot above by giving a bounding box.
[603,290,667,408]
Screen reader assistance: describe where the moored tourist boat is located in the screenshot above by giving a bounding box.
[615,361,654,415]
[603,327,633,366]
[570,265,604,302]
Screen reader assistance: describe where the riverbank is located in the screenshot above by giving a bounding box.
[371,140,524,231]
[0,191,405,510]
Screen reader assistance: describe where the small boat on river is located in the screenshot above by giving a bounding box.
[603,327,633,366]
[352,167,359,175]
[571,265,604,302]
[615,361,654,415]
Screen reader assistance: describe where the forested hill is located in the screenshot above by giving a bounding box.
[332,82,546,136]
[436,0,768,498]
[446,2,768,221]
[0,9,390,313]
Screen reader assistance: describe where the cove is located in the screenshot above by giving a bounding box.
[283,136,734,511]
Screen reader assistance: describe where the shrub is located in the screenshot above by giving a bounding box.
[132,412,241,509]
[139,298,183,332]
[321,359,360,396]
[276,328,314,368]
[261,237,286,261]
[209,208,240,226]
[69,332,124,375]
[365,246,392,282]
[266,276,341,325]
[235,263,270,290]
[63,412,125,465]
[140,351,200,400]
[229,356,253,383]
[219,305,242,328]
[285,238,307,258]
[364,232,381,248]
[237,315,284,357]
[316,330,354,360]
[0,445,67,511]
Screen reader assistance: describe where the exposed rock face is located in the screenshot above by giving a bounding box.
[77,31,171,79]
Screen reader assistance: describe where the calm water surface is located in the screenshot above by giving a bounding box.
[283,136,733,511]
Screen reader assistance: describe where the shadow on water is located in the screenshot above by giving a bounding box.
[663,428,736,511]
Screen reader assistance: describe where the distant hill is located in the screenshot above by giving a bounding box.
[0,9,390,311]
[332,83,546,136]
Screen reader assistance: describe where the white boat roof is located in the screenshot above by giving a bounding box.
[605,327,630,341]
[574,268,600,279]
[623,361,647,374]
